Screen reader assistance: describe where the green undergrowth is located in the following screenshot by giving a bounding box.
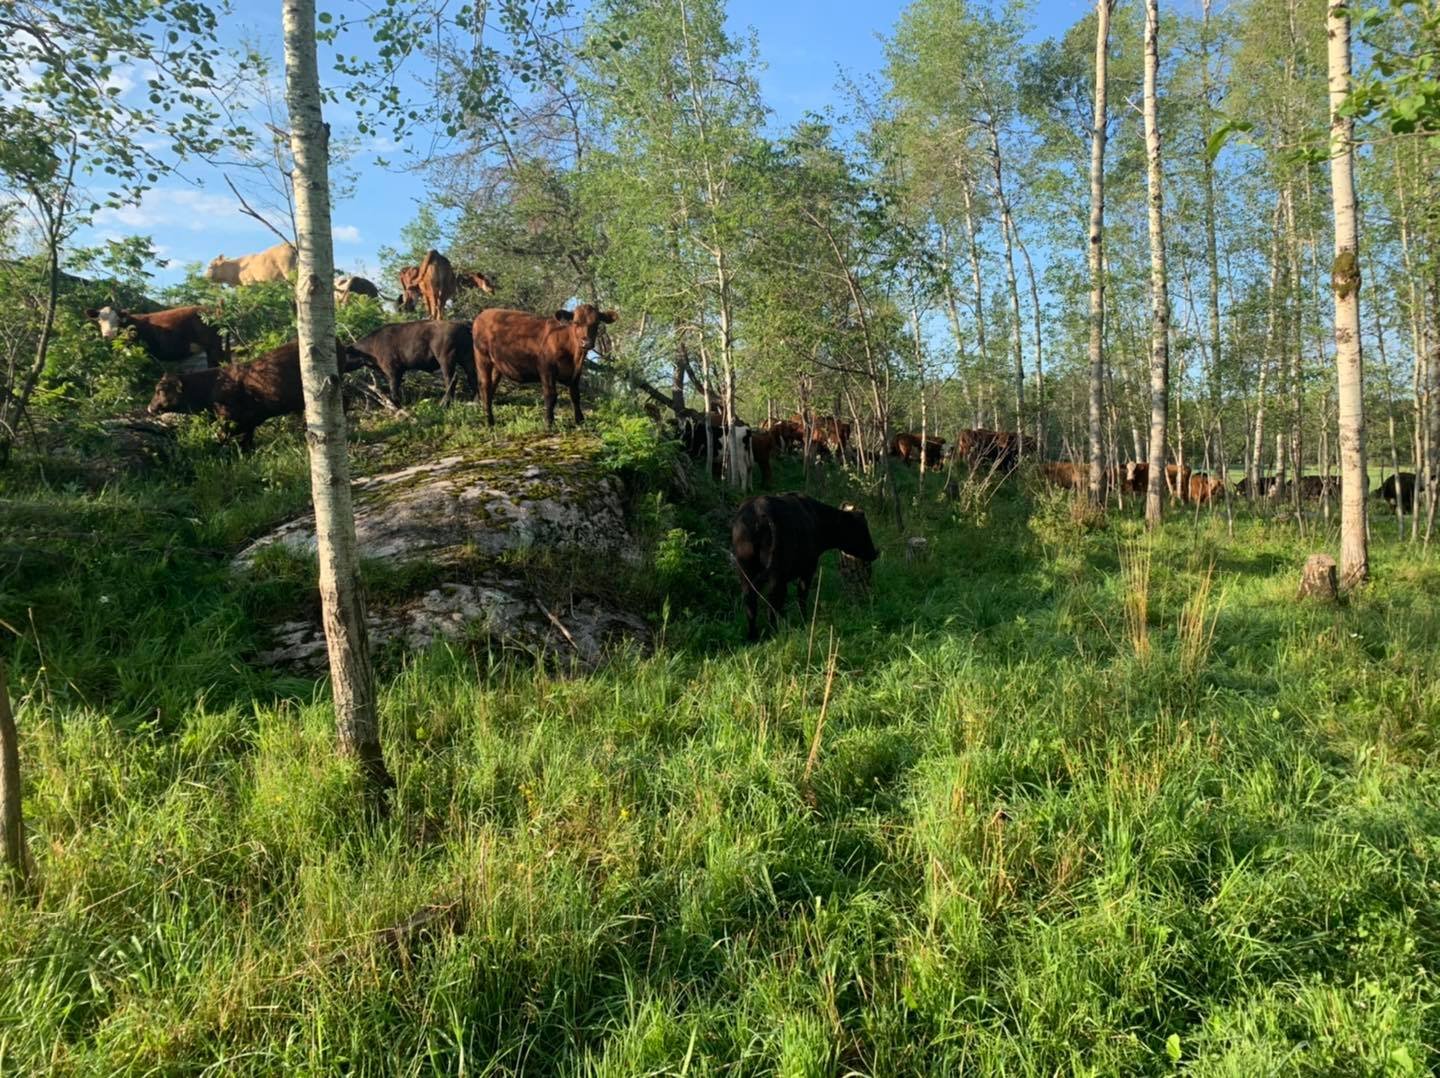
[1,407,1439,1075]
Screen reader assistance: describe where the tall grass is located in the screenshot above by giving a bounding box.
[1,405,1439,1074]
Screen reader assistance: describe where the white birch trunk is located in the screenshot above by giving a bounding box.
[1143,0,1170,528]
[1087,0,1112,503]
[283,0,391,790]
[1326,3,1368,586]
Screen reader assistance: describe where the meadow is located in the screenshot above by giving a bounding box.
[1,402,1438,1075]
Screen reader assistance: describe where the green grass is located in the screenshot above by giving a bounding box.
[2,403,1439,1075]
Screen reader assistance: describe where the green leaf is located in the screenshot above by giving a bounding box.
[1165,1034,1181,1062]
[1389,1046,1415,1074]
[1205,119,1253,162]
[318,11,333,23]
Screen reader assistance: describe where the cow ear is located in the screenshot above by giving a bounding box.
[84,308,98,318]
[554,309,573,322]
[600,310,617,324]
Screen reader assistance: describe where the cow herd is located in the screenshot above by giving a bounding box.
[79,242,616,443]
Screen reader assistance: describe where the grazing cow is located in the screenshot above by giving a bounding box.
[349,320,476,405]
[731,493,880,641]
[84,305,226,368]
[1166,464,1193,502]
[678,410,754,481]
[204,241,297,286]
[749,429,775,486]
[890,432,946,467]
[1188,472,1227,505]
[1377,472,1418,512]
[1292,474,1340,500]
[957,428,1028,472]
[764,417,806,453]
[334,274,381,305]
[472,304,617,428]
[1123,461,1148,493]
[417,249,457,320]
[398,266,423,312]
[147,337,360,450]
[1039,460,1086,490]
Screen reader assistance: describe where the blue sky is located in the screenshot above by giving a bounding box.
[83,0,1098,288]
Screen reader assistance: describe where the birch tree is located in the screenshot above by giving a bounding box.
[283,0,392,792]
[1088,0,1114,503]
[1143,0,1171,527]
[1326,2,1367,586]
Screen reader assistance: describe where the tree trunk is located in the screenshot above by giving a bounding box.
[960,172,989,429]
[1087,0,1113,505]
[1142,0,1171,528]
[1326,2,1367,586]
[1250,199,1284,497]
[988,124,1024,437]
[283,0,392,792]
[1013,226,1046,454]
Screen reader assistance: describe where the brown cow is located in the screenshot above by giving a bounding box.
[334,274,381,306]
[1165,464,1193,502]
[85,305,227,368]
[459,271,497,294]
[417,250,457,320]
[957,428,1027,472]
[1039,461,1086,489]
[472,304,617,429]
[749,429,776,486]
[731,493,879,641]
[890,432,946,467]
[397,266,422,312]
[764,417,806,453]
[147,337,360,450]
[1189,472,1217,504]
[349,320,476,405]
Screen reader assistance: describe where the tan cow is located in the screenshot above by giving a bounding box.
[204,241,297,286]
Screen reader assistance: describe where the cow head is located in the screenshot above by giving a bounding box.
[837,502,881,563]
[85,306,127,339]
[554,304,617,357]
[148,373,186,414]
[465,271,497,294]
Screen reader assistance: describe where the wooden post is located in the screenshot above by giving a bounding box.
[0,661,31,890]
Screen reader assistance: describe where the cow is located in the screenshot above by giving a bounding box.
[1039,460,1086,490]
[349,320,476,405]
[84,305,226,368]
[334,274,381,306]
[204,241,297,286]
[956,428,1027,473]
[763,417,806,454]
[1236,475,1281,498]
[1292,475,1341,500]
[1188,472,1227,505]
[890,432,946,467]
[459,271,498,294]
[147,337,360,450]
[1377,472,1418,512]
[678,410,754,482]
[1165,464,1193,502]
[749,429,776,486]
[472,304,617,429]
[731,493,880,641]
[416,249,457,321]
[398,266,423,312]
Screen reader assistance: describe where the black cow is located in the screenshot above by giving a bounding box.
[731,493,880,641]
[349,320,476,404]
[1377,472,1418,512]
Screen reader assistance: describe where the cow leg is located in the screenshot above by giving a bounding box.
[569,378,584,426]
[743,583,760,641]
[767,580,788,631]
[541,373,558,431]
[387,368,404,406]
[480,367,496,427]
[438,356,456,406]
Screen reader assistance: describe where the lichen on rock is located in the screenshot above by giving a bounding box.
[239,434,651,671]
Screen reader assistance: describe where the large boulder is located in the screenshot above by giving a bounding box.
[238,435,651,670]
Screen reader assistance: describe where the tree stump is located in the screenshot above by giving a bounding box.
[906,537,930,563]
[838,553,872,594]
[1298,554,1338,601]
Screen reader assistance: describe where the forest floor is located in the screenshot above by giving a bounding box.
[2,400,1438,1075]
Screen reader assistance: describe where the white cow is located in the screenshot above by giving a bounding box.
[204,241,297,286]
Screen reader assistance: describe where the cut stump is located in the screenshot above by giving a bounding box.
[1298,554,1338,601]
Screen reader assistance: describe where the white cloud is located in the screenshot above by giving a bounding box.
[333,224,361,243]
[94,188,247,233]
